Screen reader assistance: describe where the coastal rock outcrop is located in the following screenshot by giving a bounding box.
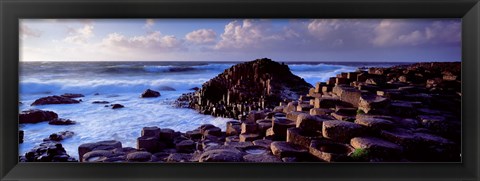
[19,109,58,124]
[31,95,80,106]
[176,58,312,119]
[141,89,161,98]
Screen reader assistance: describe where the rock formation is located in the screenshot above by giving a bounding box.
[177,58,312,119]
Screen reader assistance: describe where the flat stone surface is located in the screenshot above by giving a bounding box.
[78,140,122,161]
[126,151,152,162]
[309,139,354,162]
[270,141,308,158]
[350,137,402,159]
[198,149,244,162]
[322,120,365,143]
[354,117,394,131]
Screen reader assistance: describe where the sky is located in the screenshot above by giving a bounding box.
[19,19,461,62]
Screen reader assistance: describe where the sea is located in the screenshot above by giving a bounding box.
[18,61,409,159]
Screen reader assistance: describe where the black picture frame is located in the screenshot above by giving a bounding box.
[1,0,479,180]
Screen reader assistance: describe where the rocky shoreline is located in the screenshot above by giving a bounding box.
[19,59,461,162]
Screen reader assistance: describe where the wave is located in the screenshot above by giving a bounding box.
[20,78,209,95]
[101,63,234,74]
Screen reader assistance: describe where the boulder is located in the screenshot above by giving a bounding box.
[92,101,110,104]
[31,95,80,106]
[358,94,390,114]
[141,126,161,138]
[309,139,354,162]
[322,120,365,143]
[350,137,403,160]
[283,102,299,114]
[175,140,196,153]
[331,112,355,122]
[19,130,24,143]
[141,89,161,98]
[19,109,58,124]
[111,104,125,109]
[186,129,203,140]
[43,131,74,142]
[23,142,77,162]
[60,93,84,98]
[126,151,152,162]
[159,128,175,143]
[78,140,122,161]
[48,118,76,125]
[270,141,309,158]
[137,136,160,153]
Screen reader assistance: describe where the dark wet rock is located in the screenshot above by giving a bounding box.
[246,111,266,123]
[19,130,24,143]
[309,139,354,162]
[126,151,152,162]
[141,126,161,138]
[23,142,77,162]
[48,118,76,125]
[111,104,125,109]
[225,135,240,143]
[176,140,196,153]
[322,120,365,143]
[256,119,272,136]
[270,141,309,158]
[43,131,74,142]
[31,95,80,106]
[189,87,200,91]
[92,101,110,104]
[241,122,258,134]
[60,93,85,98]
[141,89,161,98]
[78,140,122,161]
[19,109,58,124]
[286,111,303,121]
[137,136,161,153]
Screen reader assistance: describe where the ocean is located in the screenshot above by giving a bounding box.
[18,61,409,159]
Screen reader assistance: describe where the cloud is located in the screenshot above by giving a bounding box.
[214,19,287,50]
[185,29,217,44]
[63,24,94,44]
[20,24,42,39]
[144,19,155,30]
[101,31,183,51]
[372,19,461,47]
